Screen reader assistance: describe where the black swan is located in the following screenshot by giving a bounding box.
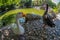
[43,4,55,27]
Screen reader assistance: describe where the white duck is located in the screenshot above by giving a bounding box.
[16,12,25,35]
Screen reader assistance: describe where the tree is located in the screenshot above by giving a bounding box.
[0,0,20,15]
[32,0,41,6]
[40,0,56,8]
[46,0,56,8]
[24,0,32,8]
[57,2,60,13]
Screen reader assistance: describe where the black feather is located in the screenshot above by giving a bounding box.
[43,4,55,27]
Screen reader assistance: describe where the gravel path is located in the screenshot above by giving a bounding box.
[1,14,60,40]
[23,14,60,40]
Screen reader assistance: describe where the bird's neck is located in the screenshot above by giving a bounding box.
[44,5,48,15]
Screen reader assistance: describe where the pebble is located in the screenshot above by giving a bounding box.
[23,17,60,40]
[1,14,60,40]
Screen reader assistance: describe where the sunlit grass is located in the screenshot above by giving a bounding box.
[0,8,44,19]
[0,8,58,26]
[53,8,58,13]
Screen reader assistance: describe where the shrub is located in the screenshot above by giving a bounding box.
[1,14,16,26]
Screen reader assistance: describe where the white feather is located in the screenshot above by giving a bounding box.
[17,19,25,35]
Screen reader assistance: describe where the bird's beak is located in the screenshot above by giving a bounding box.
[22,13,26,17]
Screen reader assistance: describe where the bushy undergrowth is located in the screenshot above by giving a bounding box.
[0,8,58,27]
[1,14,16,27]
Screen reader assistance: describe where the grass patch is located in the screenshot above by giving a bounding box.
[0,8,58,26]
[0,8,44,19]
[0,8,44,26]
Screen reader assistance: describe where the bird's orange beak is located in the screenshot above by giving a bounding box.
[22,13,26,17]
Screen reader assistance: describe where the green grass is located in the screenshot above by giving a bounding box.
[53,8,58,13]
[0,8,44,26]
[0,8,44,20]
[0,8,58,26]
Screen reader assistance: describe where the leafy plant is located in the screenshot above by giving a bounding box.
[1,14,16,26]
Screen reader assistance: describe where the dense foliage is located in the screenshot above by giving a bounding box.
[46,0,56,8]
[0,0,20,6]
[1,14,16,27]
[0,0,59,27]
[57,2,60,13]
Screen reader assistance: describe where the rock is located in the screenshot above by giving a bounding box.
[23,14,60,40]
[25,14,41,21]
[1,14,60,40]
